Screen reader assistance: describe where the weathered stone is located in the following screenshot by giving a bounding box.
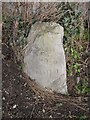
[23,22,68,94]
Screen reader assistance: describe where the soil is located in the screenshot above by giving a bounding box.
[2,44,89,119]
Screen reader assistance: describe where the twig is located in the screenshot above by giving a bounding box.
[69,102,88,112]
[30,99,38,118]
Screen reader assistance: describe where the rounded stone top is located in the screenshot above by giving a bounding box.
[31,22,64,34]
[23,22,64,55]
[27,22,64,43]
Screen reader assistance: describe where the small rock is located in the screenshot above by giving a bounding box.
[26,97,30,100]
[24,82,27,87]
[13,104,17,109]
[2,97,5,100]
[26,106,28,108]
[49,115,52,118]
[57,113,61,115]
[20,75,22,78]
[38,96,41,98]
[42,109,45,113]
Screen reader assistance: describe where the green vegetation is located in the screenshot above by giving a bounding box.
[2,2,89,95]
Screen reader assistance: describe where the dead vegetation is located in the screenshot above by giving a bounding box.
[2,43,89,118]
[2,2,90,119]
